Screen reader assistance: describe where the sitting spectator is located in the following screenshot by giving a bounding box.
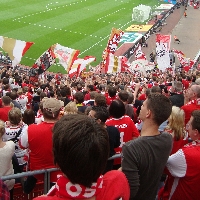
[34,114,130,200]
[0,96,12,122]
[88,106,120,173]
[0,120,15,198]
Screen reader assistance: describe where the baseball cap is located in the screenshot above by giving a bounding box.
[43,98,64,113]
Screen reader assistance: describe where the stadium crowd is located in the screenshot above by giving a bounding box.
[0,48,200,200]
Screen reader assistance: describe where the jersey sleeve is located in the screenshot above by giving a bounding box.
[19,125,29,149]
[166,149,187,177]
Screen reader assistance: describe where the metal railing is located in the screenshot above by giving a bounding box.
[1,154,122,194]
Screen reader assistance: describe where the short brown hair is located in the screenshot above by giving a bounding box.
[191,110,200,132]
[53,114,109,187]
[147,94,172,126]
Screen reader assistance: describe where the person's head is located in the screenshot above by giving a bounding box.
[139,94,172,126]
[0,120,5,138]
[74,92,84,104]
[87,85,94,92]
[49,91,55,98]
[187,85,200,100]
[173,81,183,93]
[108,87,117,97]
[40,92,47,100]
[17,88,23,96]
[118,90,129,103]
[187,110,200,141]
[109,99,125,118]
[89,106,109,125]
[2,96,11,106]
[151,86,161,94]
[42,97,64,120]
[53,114,109,187]
[90,91,97,100]
[64,101,78,115]
[168,106,185,140]
[127,92,134,104]
[22,109,35,126]
[94,93,107,107]
[8,108,22,125]
[9,91,18,100]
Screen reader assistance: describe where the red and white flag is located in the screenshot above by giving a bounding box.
[68,56,96,78]
[0,36,34,67]
[156,34,171,71]
[53,43,79,73]
[135,45,146,60]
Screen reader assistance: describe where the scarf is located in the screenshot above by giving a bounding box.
[186,98,200,106]
[47,175,103,199]
[185,139,200,147]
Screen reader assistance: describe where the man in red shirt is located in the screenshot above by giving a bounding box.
[181,84,200,125]
[20,98,64,193]
[0,96,12,122]
[106,87,118,105]
[161,110,200,200]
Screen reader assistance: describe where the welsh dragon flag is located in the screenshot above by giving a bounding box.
[0,36,34,67]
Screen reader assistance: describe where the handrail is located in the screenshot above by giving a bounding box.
[1,154,122,181]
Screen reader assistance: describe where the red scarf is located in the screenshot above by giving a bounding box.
[47,175,103,199]
[185,139,200,147]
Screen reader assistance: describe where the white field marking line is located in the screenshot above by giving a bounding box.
[80,19,133,55]
[12,0,103,39]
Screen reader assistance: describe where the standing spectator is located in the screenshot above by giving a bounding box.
[0,120,15,199]
[0,96,12,122]
[74,91,87,113]
[19,98,63,193]
[181,84,200,125]
[16,88,28,114]
[174,35,180,44]
[122,94,173,200]
[106,86,117,105]
[89,106,120,173]
[106,99,139,167]
[169,81,184,107]
[34,114,130,200]
[3,108,28,171]
[163,110,200,200]
[9,91,21,109]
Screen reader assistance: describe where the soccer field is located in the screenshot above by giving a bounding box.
[0,0,161,73]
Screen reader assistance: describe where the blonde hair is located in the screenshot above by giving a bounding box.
[64,102,78,115]
[0,120,5,137]
[167,106,186,140]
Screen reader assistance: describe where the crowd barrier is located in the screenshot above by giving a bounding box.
[122,2,180,59]
[1,154,121,200]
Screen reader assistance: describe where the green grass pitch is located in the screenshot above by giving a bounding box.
[0,0,163,73]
